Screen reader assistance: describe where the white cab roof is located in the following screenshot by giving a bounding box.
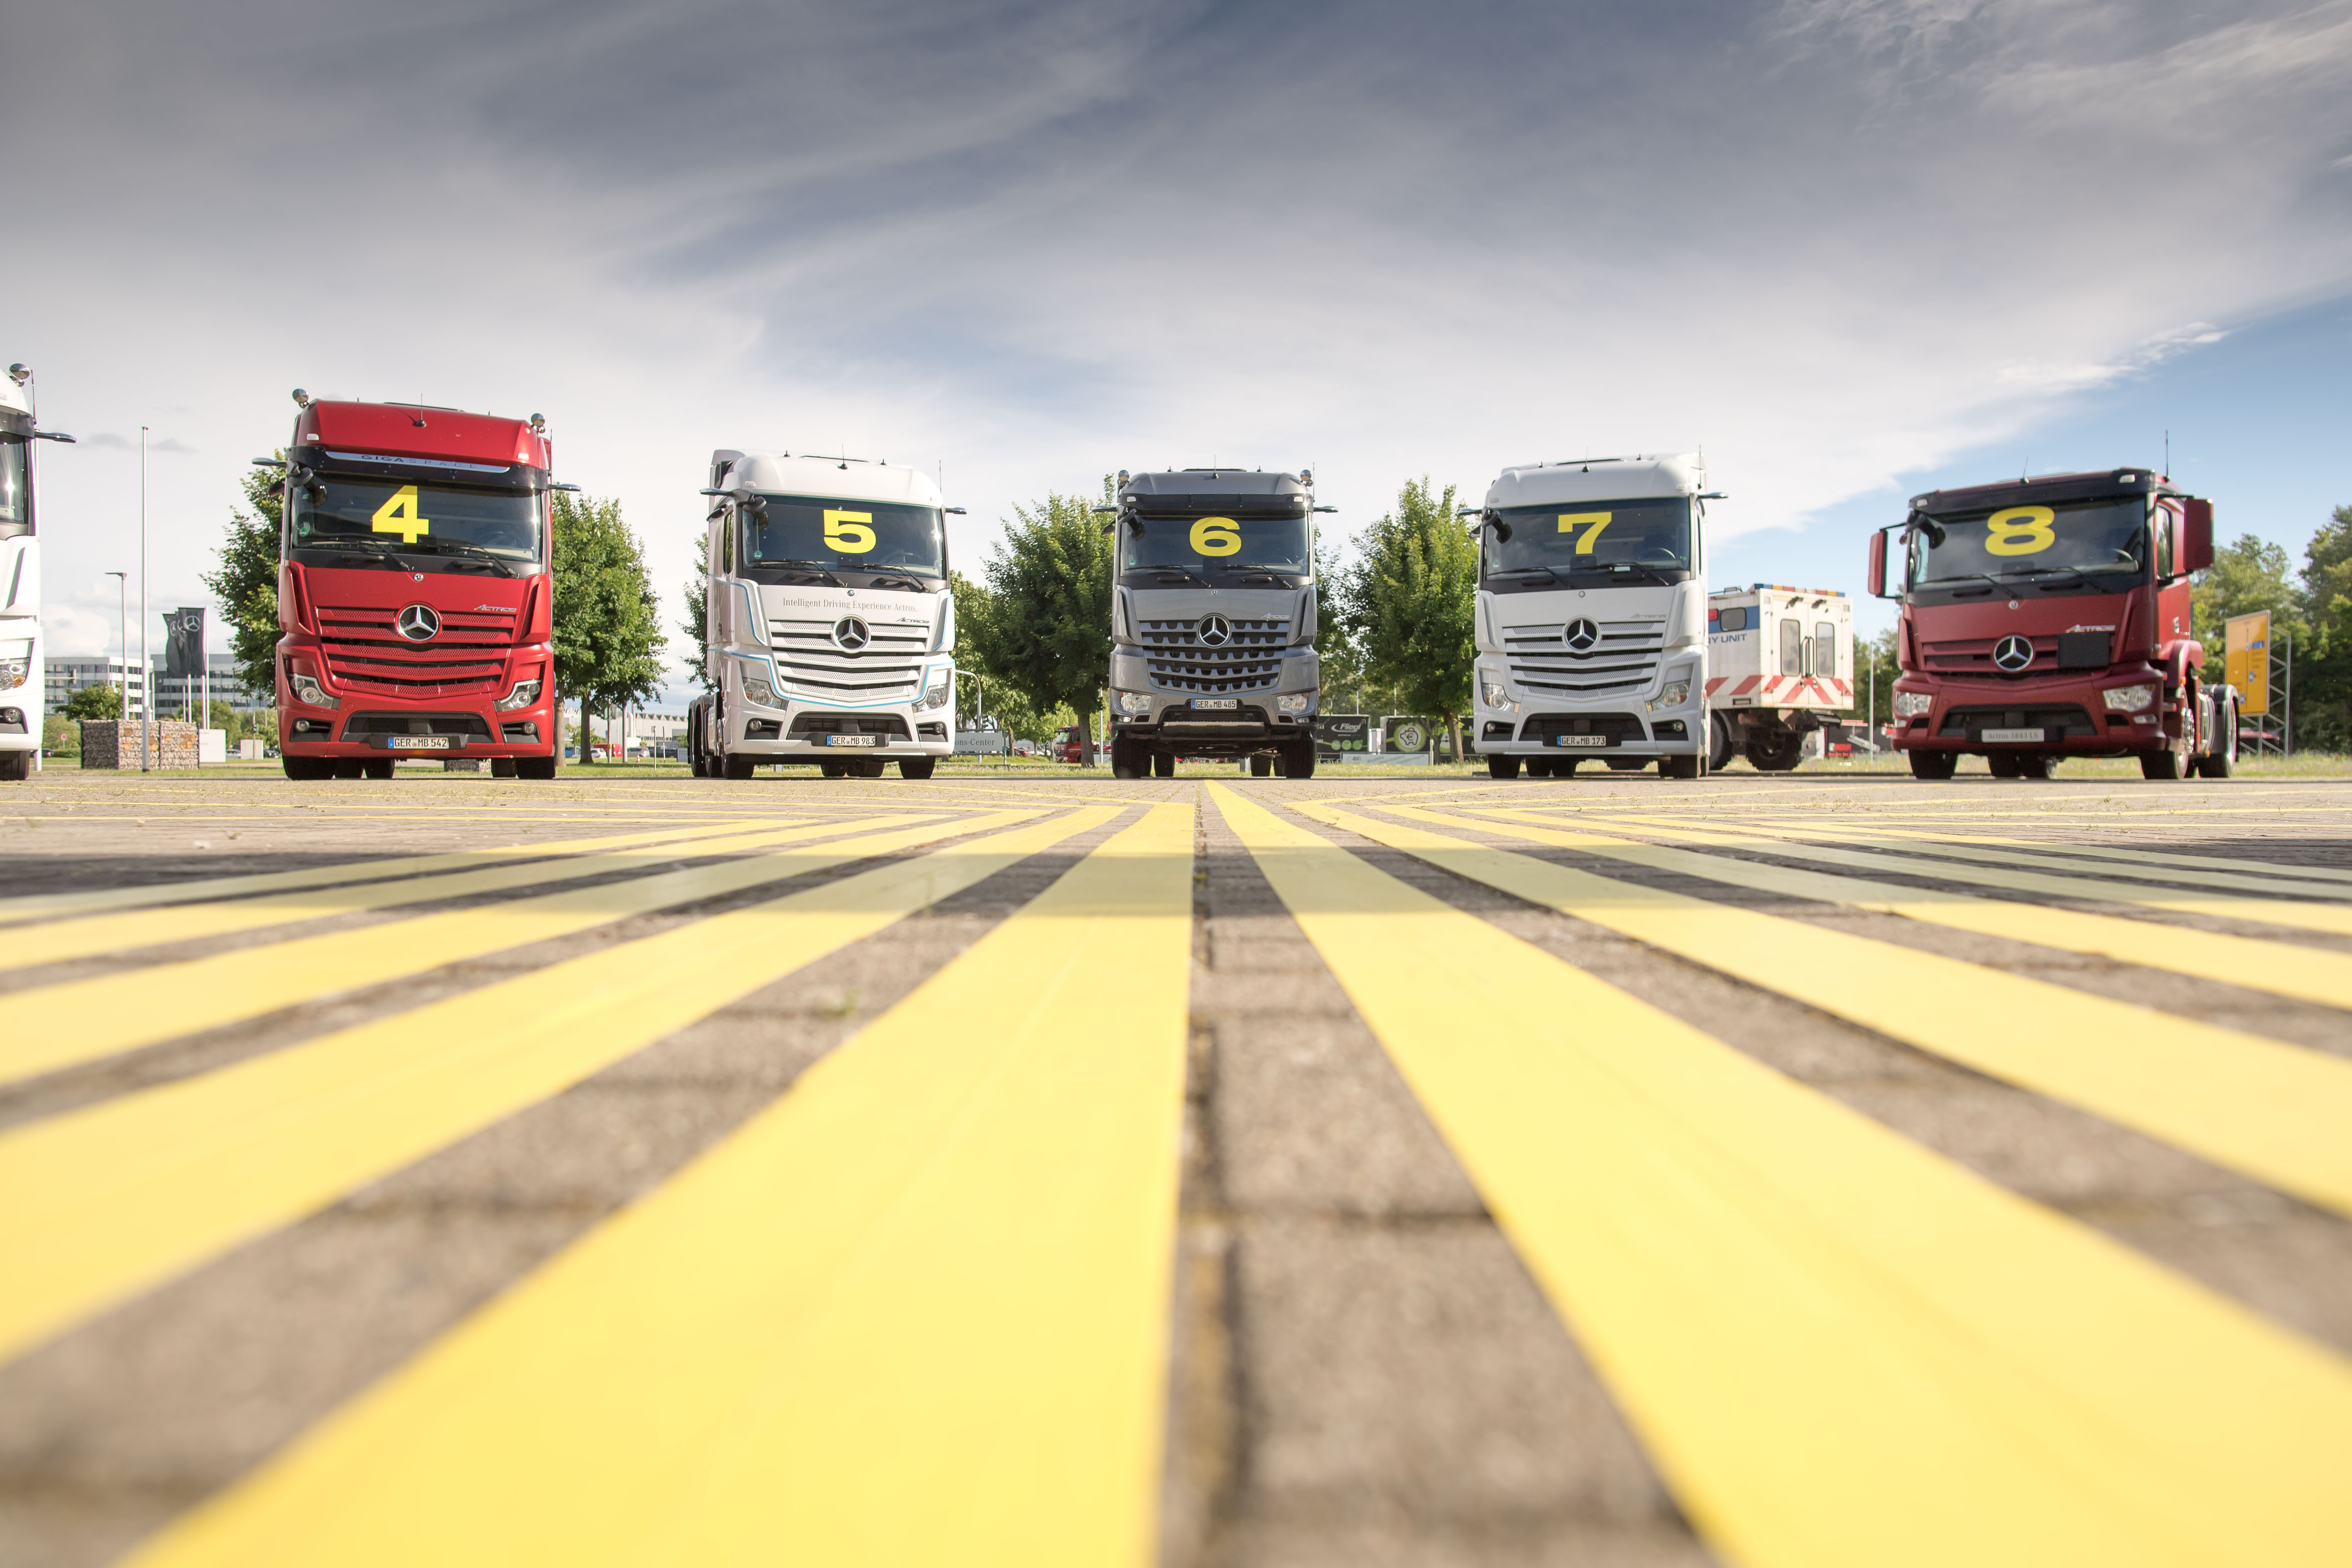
[1484,452,1702,509]
[0,373,30,419]
[710,450,942,507]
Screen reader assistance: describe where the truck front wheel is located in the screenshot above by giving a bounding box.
[517,755,558,780]
[2140,749,2184,780]
[0,752,27,782]
[1248,753,1274,777]
[1487,754,1522,780]
[283,755,334,781]
[1661,753,1702,779]
[1152,753,1176,778]
[1745,731,1805,772]
[1111,737,1148,779]
[723,752,757,780]
[1908,750,1958,780]
[1707,713,1737,772]
[1278,737,1316,778]
[897,756,936,779]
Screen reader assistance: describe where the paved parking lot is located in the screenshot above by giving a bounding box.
[3,767,2349,1567]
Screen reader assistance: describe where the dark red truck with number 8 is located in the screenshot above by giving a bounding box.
[263,393,562,779]
[1869,467,2237,781]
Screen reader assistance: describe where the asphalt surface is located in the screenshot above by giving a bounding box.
[2,765,2349,1567]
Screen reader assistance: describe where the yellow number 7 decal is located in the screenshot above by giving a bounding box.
[823,509,877,553]
[1983,506,2055,556]
[1557,511,1612,554]
[370,485,431,544]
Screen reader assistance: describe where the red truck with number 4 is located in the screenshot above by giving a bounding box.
[263,392,563,779]
[1869,467,2236,781]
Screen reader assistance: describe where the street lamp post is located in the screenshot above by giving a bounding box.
[139,427,150,772]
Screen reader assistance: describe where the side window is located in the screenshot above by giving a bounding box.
[720,512,735,575]
[2153,505,2175,579]
[1814,622,1835,678]
[1779,617,1802,676]
[1717,605,1746,633]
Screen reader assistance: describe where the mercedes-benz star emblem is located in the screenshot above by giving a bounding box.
[1564,618,1601,652]
[1197,614,1232,647]
[1993,634,2034,672]
[395,604,441,642]
[831,616,871,652]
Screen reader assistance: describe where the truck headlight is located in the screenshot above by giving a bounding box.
[0,659,26,691]
[1892,690,1933,718]
[741,676,779,708]
[1115,690,1154,715]
[291,671,338,710]
[2102,683,2157,713]
[1646,679,1691,712]
[1277,691,1314,714]
[493,677,542,712]
[918,679,952,710]
[1480,678,1512,709]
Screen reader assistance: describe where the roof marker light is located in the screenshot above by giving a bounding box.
[291,388,311,407]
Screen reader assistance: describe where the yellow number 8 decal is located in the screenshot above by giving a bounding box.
[1557,511,1612,553]
[1190,516,1241,556]
[1984,505,2056,556]
[370,485,431,544]
[823,509,877,553]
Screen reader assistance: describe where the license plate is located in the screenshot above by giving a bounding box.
[1555,734,1609,749]
[823,734,879,747]
[387,735,452,750]
[1979,727,2046,743]
[1193,699,1237,710]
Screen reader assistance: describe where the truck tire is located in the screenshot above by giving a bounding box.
[1908,750,1957,780]
[2195,697,2237,777]
[850,757,887,779]
[0,751,27,781]
[1986,752,2021,779]
[1707,713,1737,772]
[283,755,334,780]
[1661,752,1701,779]
[1278,737,1316,778]
[1152,753,1176,778]
[897,756,936,780]
[2140,748,2183,780]
[819,760,847,778]
[1745,732,1805,772]
[723,752,757,780]
[1486,754,1522,780]
[2014,753,2055,780]
[361,759,395,780]
[517,754,558,780]
[1111,737,1146,779]
[1526,757,1555,778]
[491,757,519,778]
[1248,753,1274,777]
[1554,758,1580,777]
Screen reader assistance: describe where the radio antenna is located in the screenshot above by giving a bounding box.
[2164,430,2170,477]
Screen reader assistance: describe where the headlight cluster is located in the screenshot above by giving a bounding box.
[917,678,952,711]
[291,671,337,710]
[1892,690,1933,718]
[1480,678,1512,710]
[1276,691,1314,714]
[1645,679,1691,713]
[493,677,542,712]
[1115,690,1153,715]
[0,659,26,691]
[2102,683,2157,713]
[741,676,779,708]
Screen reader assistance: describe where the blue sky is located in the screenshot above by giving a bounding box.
[11,0,2352,705]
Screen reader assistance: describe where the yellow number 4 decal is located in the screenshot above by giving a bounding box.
[823,509,877,553]
[1984,505,2056,556]
[370,485,431,544]
[1190,516,1241,556]
[1558,511,1612,553]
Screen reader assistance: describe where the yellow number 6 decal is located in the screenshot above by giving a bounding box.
[1558,511,1612,554]
[823,509,877,553]
[370,485,431,544]
[1190,516,1241,556]
[1984,506,2056,556]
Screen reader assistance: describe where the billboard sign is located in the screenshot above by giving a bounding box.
[2225,611,2270,716]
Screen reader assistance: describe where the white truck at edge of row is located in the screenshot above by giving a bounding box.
[0,364,69,781]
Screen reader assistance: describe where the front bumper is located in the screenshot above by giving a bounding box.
[1475,662,1701,757]
[1889,672,2171,754]
[278,642,557,757]
[1109,698,1315,756]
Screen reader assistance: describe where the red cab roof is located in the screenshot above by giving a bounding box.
[293,400,550,470]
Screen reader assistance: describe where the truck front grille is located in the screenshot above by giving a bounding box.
[1141,618,1288,694]
[341,711,497,741]
[316,603,516,698]
[1502,621,1663,697]
[767,618,929,701]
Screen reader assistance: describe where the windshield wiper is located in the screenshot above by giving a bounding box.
[864,574,929,592]
[2003,565,2093,590]
[1921,572,2003,596]
[410,539,517,576]
[764,558,843,585]
[301,536,405,565]
[1486,566,1559,584]
[1146,569,1209,585]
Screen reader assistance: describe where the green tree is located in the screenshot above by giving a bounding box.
[552,493,668,762]
[1837,626,1900,737]
[42,713,78,756]
[975,482,1115,763]
[2297,506,2352,751]
[201,467,284,695]
[63,683,122,721]
[1342,476,1475,754]
[2191,534,2304,678]
[681,531,713,693]
[1312,528,1375,716]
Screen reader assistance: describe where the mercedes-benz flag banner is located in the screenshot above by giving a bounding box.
[164,607,205,681]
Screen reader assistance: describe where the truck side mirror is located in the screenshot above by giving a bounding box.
[2181,498,2213,572]
[1867,530,1887,597]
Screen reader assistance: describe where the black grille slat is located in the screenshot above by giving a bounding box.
[1141,617,1289,695]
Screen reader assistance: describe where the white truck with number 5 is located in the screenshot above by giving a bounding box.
[0,364,71,781]
[686,450,958,780]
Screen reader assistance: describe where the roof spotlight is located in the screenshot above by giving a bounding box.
[291,388,311,407]
[6,364,30,387]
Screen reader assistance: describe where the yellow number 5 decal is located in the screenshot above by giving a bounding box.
[1558,511,1612,553]
[1984,506,2056,556]
[823,509,877,553]
[1190,516,1241,556]
[370,485,430,544]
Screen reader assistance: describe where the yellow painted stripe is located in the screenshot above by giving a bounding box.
[1408,807,2352,1014]
[1556,810,2352,939]
[0,817,987,973]
[1211,784,2352,1568]
[121,802,1195,1568]
[0,811,1038,1089]
[0,806,1121,1364]
[1296,800,2352,1220]
[0,818,795,926]
[1819,828,2352,888]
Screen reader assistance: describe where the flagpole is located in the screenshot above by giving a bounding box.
[139,427,150,772]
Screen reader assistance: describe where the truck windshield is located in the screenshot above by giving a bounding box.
[0,436,27,539]
[1484,496,1692,586]
[742,495,944,585]
[1120,511,1311,578]
[1908,496,2145,593]
[289,476,544,569]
